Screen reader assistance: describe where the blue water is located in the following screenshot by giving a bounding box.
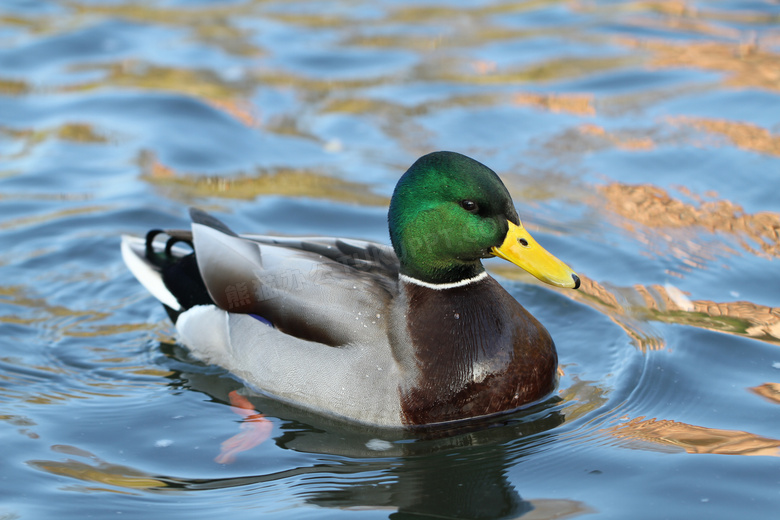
[2,1,780,518]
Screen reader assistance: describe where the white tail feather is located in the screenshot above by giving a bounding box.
[121,236,182,310]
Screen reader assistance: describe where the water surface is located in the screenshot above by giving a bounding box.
[2,1,780,519]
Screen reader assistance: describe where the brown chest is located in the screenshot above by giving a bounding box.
[398,277,557,425]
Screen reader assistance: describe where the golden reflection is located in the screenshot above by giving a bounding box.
[501,167,585,203]
[578,277,780,347]
[29,445,170,493]
[262,114,320,141]
[513,93,596,116]
[535,123,661,158]
[578,124,655,150]
[616,9,740,41]
[572,0,780,43]
[56,123,109,143]
[0,414,38,439]
[0,284,159,341]
[433,55,637,86]
[629,1,693,17]
[65,323,166,338]
[609,0,780,39]
[141,154,388,206]
[491,266,780,349]
[564,275,667,351]
[523,499,596,519]
[620,37,780,93]
[0,0,643,141]
[204,99,261,128]
[600,183,780,258]
[472,60,498,75]
[346,32,445,52]
[0,369,167,406]
[388,0,592,24]
[322,92,503,120]
[557,376,611,421]
[321,97,410,116]
[61,61,269,136]
[492,262,664,351]
[252,70,389,95]
[0,78,29,95]
[0,123,109,161]
[69,2,261,57]
[79,61,232,98]
[0,205,111,231]
[607,416,780,456]
[72,61,257,116]
[672,117,780,157]
[27,442,598,518]
[346,23,538,53]
[750,383,780,405]
[264,12,347,29]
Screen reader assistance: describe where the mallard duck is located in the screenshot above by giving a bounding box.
[122,151,579,428]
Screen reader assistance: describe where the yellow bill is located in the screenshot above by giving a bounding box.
[492,220,580,289]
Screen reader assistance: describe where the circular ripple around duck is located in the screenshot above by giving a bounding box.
[499,281,654,457]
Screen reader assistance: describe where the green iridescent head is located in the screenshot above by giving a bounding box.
[388,151,580,288]
[388,151,519,284]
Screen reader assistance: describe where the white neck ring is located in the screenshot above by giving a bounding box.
[399,271,488,290]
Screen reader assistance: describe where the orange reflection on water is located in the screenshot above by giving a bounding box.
[600,183,780,258]
[571,275,780,348]
[750,383,780,406]
[0,123,109,162]
[140,153,388,206]
[687,300,780,341]
[590,182,780,343]
[513,92,596,116]
[565,275,667,351]
[204,98,261,128]
[471,60,498,75]
[672,117,780,158]
[608,416,780,456]
[578,124,655,150]
[620,37,780,93]
[29,445,170,493]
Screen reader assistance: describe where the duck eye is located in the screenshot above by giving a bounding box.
[460,200,478,212]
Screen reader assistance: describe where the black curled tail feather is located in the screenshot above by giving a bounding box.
[145,229,214,322]
[145,229,195,267]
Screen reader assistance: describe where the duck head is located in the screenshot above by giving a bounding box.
[389,151,580,289]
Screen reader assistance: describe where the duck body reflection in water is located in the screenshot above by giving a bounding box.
[151,358,575,519]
